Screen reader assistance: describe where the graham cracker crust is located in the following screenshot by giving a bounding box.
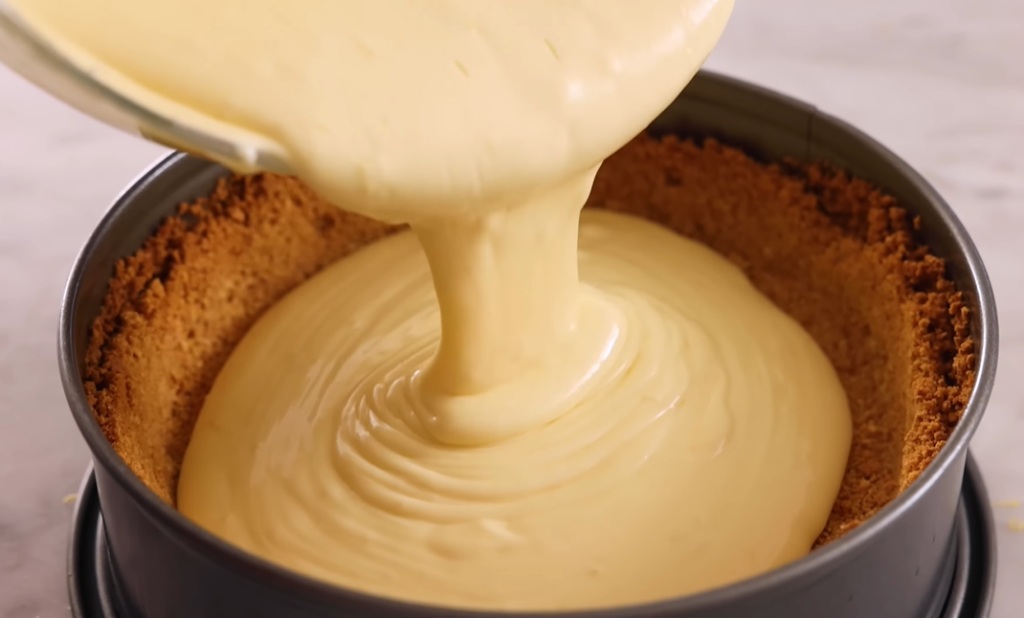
[83,135,975,549]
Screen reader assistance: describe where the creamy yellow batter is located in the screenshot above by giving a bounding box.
[9,0,853,610]
[178,210,851,609]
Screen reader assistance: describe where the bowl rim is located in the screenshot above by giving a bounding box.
[57,70,999,617]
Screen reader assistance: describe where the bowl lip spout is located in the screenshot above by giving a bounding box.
[57,69,999,618]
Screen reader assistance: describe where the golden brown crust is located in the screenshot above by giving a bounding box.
[84,174,398,503]
[84,135,974,546]
[589,136,974,545]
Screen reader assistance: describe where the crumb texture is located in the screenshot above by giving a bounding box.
[84,136,974,545]
[84,175,397,503]
[590,137,975,544]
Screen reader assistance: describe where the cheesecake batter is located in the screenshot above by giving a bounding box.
[9,0,853,610]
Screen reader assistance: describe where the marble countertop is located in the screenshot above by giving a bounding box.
[1,1,1021,616]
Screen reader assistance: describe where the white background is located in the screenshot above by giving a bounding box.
[1,1,1021,616]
